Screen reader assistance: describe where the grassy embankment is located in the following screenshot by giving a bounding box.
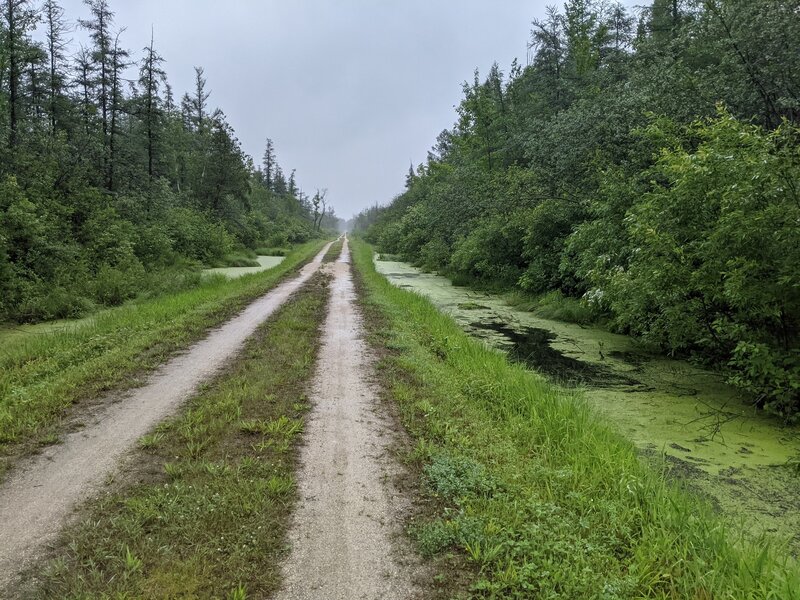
[0,239,327,476]
[353,239,799,599]
[24,272,330,599]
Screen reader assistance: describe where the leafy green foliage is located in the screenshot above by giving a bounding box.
[354,0,800,418]
[0,0,331,324]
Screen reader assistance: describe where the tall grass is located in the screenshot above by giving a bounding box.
[0,240,326,471]
[352,239,799,599]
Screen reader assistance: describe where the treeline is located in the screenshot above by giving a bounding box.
[355,0,800,420]
[0,0,337,323]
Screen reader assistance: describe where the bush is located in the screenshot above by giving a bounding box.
[519,199,585,294]
[449,215,527,286]
[92,254,146,306]
[253,247,288,257]
[166,207,235,264]
[603,112,800,417]
[729,343,800,423]
[14,281,95,322]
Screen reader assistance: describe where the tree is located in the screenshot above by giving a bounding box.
[2,0,36,149]
[79,0,114,150]
[74,45,94,135]
[312,189,328,231]
[181,66,210,131]
[262,137,275,189]
[107,29,128,190]
[42,0,70,135]
[649,0,682,44]
[273,164,287,195]
[529,6,566,108]
[138,29,166,180]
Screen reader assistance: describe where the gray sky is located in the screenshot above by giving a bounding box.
[52,1,638,219]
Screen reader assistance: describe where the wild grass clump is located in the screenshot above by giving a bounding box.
[352,239,800,599]
[0,240,326,471]
[29,273,329,599]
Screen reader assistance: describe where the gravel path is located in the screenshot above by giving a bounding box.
[278,237,422,600]
[0,242,333,591]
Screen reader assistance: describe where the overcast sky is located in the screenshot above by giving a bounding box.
[52,1,639,219]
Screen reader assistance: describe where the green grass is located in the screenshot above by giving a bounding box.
[26,272,330,599]
[351,239,800,599]
[0,240,327,476]
[322,238,344,263]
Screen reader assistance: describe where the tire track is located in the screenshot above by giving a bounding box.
[278,236,422,600]
[0,241,334,590]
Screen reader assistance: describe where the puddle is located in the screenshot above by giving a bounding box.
[203,255,285,279]
[375,258,800,551]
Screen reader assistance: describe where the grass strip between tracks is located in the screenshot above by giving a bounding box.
[0,239,327,475]
[351,238,800,600]
[24,271,330,599]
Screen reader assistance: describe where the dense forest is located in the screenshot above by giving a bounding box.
[0,0,337,323]
[355,0,800,420]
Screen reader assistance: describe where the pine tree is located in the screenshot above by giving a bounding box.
[181,66,210,131]
[42,0,69,135]
[2,0,36,149]
[139,30,166,180]
[262,138,276,190]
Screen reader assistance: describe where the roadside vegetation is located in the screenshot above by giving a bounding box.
[352,0,800,421]
[352,239,800,599]
[0,240,325,476]
[0,0,340,324]
[23,272,329,599]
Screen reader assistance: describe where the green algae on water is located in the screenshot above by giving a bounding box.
[374,257,800,551]
[203,255,286,279]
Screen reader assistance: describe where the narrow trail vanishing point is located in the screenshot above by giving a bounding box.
[278,236,423,600]
[0,241,333,591]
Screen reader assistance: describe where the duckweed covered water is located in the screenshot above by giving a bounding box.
[203,255,285,279]
[375,258,800,550]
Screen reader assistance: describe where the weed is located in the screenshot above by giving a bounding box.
[323,239,344,263]
[137,432,164,450]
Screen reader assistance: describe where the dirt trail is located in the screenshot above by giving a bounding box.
[0,242,333,590]
[278,236,422,600]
